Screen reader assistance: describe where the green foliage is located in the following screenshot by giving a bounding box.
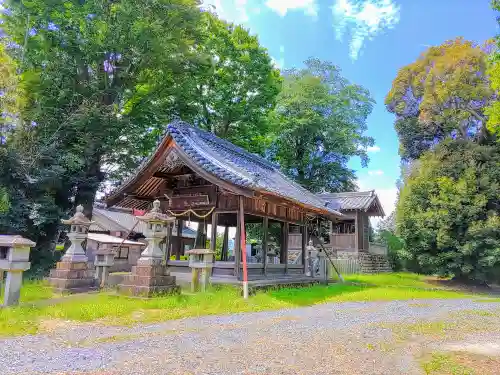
[485,0,500,135]
[386,38,495,160]
[0,1,279,275]
[170,255,188,261]
[0,187,9,213]
[379,230,408,271]
[168,13,282,154]
[269,58,374,192]
[396,139,500,282]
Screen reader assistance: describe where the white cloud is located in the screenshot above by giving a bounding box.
[332,0,400,60]
[202,0,249,24]
[271,56,285,69]
[358,179,398,227]
[368,170,384,176]
[279,45,285,53]
[367,145,381,153]
[265,0,318,17]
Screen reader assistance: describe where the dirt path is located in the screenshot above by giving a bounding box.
[1,299,500,375]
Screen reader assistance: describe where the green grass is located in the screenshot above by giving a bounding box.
[0,272,486,337]
[0,279,57,303]
[422,353,474,375]
[343,272,440,289]
[268,284,471,306]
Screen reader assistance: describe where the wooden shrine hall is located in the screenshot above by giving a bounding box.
[105,121,344,283]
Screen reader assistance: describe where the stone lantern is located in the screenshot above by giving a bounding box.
[118,200,179,296]
[94,247,115,288]
[0,235,35,306]
[47,205,95,293]
[186,248,215,292]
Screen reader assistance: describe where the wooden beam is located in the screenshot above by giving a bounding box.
[262,216,268,276]
[153,171,195,180]
[125,194,168,202]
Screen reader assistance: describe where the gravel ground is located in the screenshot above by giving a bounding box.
[1,299,499,375]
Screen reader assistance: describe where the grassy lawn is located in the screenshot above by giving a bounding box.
[0,279,57,303]
[343,272,442,289]
[0,273,483,337]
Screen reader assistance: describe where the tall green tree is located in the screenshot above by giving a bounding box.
[486,0,500,135]
[396,139,500,282]
[386,38,496,160]
[0,1,281,273]
[269,58,374,193]
[0,0,202,260]
[147,12,282,154]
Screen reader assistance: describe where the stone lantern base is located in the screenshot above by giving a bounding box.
[117,259,179,297]
[47,260,96,293]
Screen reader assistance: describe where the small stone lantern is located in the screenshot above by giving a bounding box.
[94,247,115,288]
[185,248,215,292]
[118,200,179,296]
[136,200,174,264]
[61,205,92,263]
[47,205,95,293]
[0,235,35,306]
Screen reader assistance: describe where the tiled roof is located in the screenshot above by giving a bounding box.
[92,207,197,238]
[167,121,342,217]
[318,190,385,216]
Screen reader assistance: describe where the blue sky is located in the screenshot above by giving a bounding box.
[203,0,499,217]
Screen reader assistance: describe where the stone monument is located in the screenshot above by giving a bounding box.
[47,205,95,293]
[305,240,317,277]
[186,248,215,292]
[0,235,34,306]
[118,200,179,297]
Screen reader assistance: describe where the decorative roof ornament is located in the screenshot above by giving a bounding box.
[61,205,94,227]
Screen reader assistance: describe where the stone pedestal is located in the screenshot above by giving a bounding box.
[47,205,95,293]
[117,200,179,297]
[118,258,179,297]
[186,249,214,292]
[49,260,95,293]
[316,250,327,282]
[94,247,115,288]
[0,235,34,306]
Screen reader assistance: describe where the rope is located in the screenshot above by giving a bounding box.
[166,206,215,219]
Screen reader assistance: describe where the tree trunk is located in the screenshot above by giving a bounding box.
[74,155,104,219]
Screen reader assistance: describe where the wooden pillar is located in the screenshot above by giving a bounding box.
[262,216,268,276]
[210,212,218,253]
[221,225,229,261]
[165,222,173,264]
[354,211,360,252]
[176,219,183,260]
[283,222,289,274]
[301,223,307,274]
[235,212,241,279]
